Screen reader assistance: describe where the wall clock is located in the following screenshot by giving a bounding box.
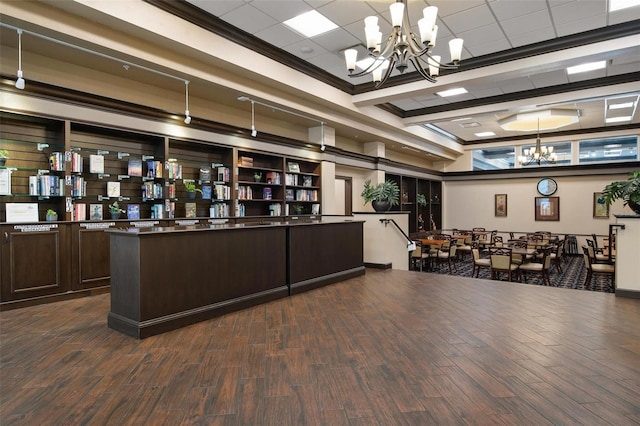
[537,178,558,196]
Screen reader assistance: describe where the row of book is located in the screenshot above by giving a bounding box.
[72,203,141,221]
[290,189,318,201]
[285,173,314,187]
[70,175,86,197]
[49,152,66,171]
[141,182,164,200]
[209,203,229,218]
[29,175,65,196]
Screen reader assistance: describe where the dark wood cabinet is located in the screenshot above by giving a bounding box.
[387,174,442,233]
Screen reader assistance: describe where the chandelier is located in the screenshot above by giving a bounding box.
[518,119,558,166]
[344,0,463,87]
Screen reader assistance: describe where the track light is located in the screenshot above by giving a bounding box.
[320,122,326,151]
[183,81,191,124]
[15,29,25,89]
[250,100,257,137]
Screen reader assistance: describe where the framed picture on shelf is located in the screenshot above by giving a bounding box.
[495,194,507,217]
[535,196,559,221]
[593,192,609,218]
[288,162,300,173]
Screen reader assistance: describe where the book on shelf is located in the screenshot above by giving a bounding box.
[0,169,11,195]
[199,166,211,182]
[89,154,104,174]
[30,175,64,197]
[150,204,164,219]
[127,204,140,220]
[70,152,83,173]
[166,161,182,179]
[285,189,294,201]
[185,202,197,218]
[239,156,253,167]
[210,203,229,218]
[263,187,272,200]
[167,182,176,199]
[106,181,120,197]
[74,203,86,221]
[266,172,280,185]
[269,203,281,216]
[214,184,230,200]
[90,204,103,220]
[49,152,65,171]
[285,173,298,186]
[201,185,212,200]
[217,166,230,182]
[146,160,162,178]
[128,158,143,177]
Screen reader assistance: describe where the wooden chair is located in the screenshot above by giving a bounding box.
[509,240,530,265]
[489,246,519,282]
[434,239,457,274]
[410,242,431,272]
[549,239,564,273]
[582,246,615,290]
[471,243,491,278]
[519,247,553,286]
[586,239,610,263]
[456,233,473,260]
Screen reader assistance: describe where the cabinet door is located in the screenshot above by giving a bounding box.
[1,224,71,302]
[71,224,114,290]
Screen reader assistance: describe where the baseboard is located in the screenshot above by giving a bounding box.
[615,289,640,299]
[364,262,392,269]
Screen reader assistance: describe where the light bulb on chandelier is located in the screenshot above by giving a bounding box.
[344,1,463,88]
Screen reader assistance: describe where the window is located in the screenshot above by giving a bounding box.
[519,141,572,168]
[473,147,515,170]
[578,136,638,164]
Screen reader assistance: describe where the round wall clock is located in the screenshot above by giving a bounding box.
[537,178,558,196]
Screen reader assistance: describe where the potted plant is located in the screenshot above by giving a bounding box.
[184,180,202,199]
[361,179,400,212]
[602,171,640,215]
[45,209,58,221]
[417,193,427,207]
[0,149,8,167]
[254,172,262,182]
[108,201,125,219]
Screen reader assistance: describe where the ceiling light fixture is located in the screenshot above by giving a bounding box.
[344,1,463,88]
[436,87,468,97]
[518,119,557,166]
[237,96,326,150]
[15,29,25,89]
[499,109,579,131]
[184,81,191,124]
[566,60,606,75]
[284,10,338,38]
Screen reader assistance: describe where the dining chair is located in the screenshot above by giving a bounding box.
[456,234,473,260]
[471,243,491,278]
[586,239,610,263]
[582,246,615,291]
[434,239,457,274]
[519,247,553,286]
[509,240,530,265]
[489,246,519,282]
[549,239,564,273]
[410,242,431,272]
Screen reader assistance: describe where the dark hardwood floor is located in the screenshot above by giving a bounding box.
[1,269,639,425]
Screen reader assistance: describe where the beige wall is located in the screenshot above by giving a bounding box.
[444,173,633,244]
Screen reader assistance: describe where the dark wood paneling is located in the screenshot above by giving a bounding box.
[1,224,71,301]
[288,222,364,294]
[71,224,117,290]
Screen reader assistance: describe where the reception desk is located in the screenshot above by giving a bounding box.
[107,220,364,338]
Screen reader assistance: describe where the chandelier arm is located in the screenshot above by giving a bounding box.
[374,56,397,87]
[409,58,437,83]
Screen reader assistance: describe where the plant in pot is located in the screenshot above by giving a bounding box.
[417,193,427,207]
[0,149,8,167]
[108,201,125,219]
[361,179,400,212]
[184,180,202,199]
[45,209,58,221]
[254,172,262,182]
[602,171,640,215]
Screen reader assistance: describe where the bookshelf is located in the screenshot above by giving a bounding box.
[386,173,442,233]
[236,150,285,217]
[284,159,321,216]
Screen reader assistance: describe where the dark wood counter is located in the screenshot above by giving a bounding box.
[107,220,364,338]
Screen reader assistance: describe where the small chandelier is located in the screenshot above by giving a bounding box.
[344,0,463,87]
[518,119,558,166]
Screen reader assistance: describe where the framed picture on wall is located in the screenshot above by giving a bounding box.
[495,194,507,217]
[593,192,609,218]
[535,197,559,221]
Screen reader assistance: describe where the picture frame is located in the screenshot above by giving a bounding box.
[535,196,560,221]
[288,162,300,173]
[593,192,609,218]
[495,194,507,217]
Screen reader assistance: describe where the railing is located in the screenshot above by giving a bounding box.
[380,218,416,251]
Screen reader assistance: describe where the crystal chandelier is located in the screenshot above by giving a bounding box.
[344,0,463,87]
[518,119,558,166]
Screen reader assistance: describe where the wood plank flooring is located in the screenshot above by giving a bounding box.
[1,269,639,425]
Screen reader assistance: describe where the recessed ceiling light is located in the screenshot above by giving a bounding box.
[284,10,338,38]
[475,131,495,137]
[436,88,468,97]
[566,61,606,75]
[609,0,640,12]
[609,102,635,110]
[606,116,632,123]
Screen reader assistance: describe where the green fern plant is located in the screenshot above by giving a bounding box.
[602,171,640,208]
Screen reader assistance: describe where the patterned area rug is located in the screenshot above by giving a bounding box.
[418,253,614,293]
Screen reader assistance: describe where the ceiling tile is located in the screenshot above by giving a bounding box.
[219,4,278,34]
[249,1,311,22]
[489,0,547,20]
[313,28,360,54]
[501,10,554,37]
[186,0,245,16]
[281,39,329,60]
[529,69,570,88]
[445,4,497,33]
[556,15,607,36]
[508,26,557,47]
[551,0,606,26]
[317,0,377,27]
[497,77,536,93]
[429,0,486,17]
[255,24,304,48]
